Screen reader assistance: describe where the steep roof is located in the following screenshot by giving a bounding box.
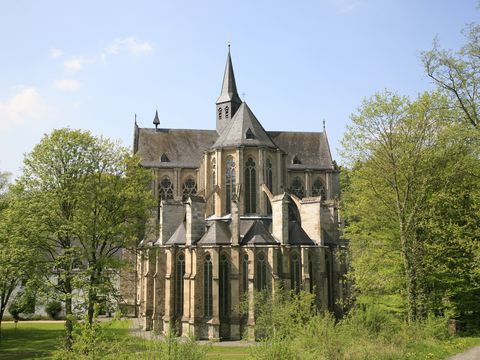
[211,102,277,149]
[164,222,186,245]
[196,220,231,245]
[216,47,242,104]
[289,221,315,245]
[240,220,278,246]
[268,131,333,170]
[136,128,218,168]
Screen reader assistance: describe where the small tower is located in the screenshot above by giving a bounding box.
[153,110,160,130]
[216,45,242,134]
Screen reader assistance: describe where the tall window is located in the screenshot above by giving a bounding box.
[290,252,301,292]
[211,159,216,212]
[204,254,213,317]
[225,106,229,119]
[266,159,273,214]
[182,176,197,201]
[219,255,230,319]
[290,177,305,199]
[242,254,249,293]
[218,107,222,120]
[225,156,236,214]
[309,253,314,293]
[312,178,325,198]
[174,253,185,316]
[159,176,174,200]
[255,253,267,291]
[244,157,256,213]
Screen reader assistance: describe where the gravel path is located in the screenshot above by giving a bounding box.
[449,347,480,360]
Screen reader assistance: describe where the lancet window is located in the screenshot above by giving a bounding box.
[290,252,301,292]
[174,253,185,316]
[255,252,267,291]
[204,254,213,317]
[244,157,256,213]
[225,156,236,214]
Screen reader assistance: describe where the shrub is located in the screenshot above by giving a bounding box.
[46,301,62,319]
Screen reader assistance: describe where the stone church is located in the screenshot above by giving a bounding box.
[129,47,346,340]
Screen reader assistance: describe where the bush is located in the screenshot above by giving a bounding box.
[46,301,62,319]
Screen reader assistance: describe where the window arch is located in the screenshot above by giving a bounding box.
[218,107,222,120]
[182,176,197,201]
[290,252,301,292]
[174,253,185,316]
[255,252,268,291]
[266,159,273,214]
[219,254,230,319]
[211,158,216,212]
[225,156,236,214]
[160,153,170,162]
[242,254,249,293]
[244,157,256,213]
[245,128,255,139]
[225,106,230,119]
[290,177,305,199]
[204,254,213,318]
[312,178,325,198]
[292,156,302,164]
[159,176,174,200]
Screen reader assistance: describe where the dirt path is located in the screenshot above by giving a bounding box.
[449,347,480,360]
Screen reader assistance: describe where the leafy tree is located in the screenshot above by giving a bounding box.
[422,23,480,128]
[16,129,153,348]
[45,300,63,319]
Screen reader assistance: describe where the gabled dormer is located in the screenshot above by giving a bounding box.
[216,45,242,134]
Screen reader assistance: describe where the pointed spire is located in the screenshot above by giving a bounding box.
[216,46,242,104]
[153,109,160,130]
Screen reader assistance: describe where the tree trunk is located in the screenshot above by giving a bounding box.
[400,230,418,322]
[64,275,73,350]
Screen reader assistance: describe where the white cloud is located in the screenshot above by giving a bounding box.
[105,37,153,56]
[0,87,51,131]
[53,79,81,92]
[64,57,87,72]
[50,47,63,59]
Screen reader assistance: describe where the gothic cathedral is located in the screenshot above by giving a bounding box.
[128,48,347,340]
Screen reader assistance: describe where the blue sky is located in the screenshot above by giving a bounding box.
[0,0,478,177]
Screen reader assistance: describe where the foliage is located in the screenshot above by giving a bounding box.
[14,128,154,347]
[422,23,480,128]
[45,301,63,319]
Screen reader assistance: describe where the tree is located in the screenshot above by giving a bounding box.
[16,129,153,348]
[422,23,480,128]
[341,91,451,321]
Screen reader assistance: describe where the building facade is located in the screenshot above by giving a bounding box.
[130,48,347,340]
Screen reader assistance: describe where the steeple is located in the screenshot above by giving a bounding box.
[216,46,242,134]
[153,110,160,130]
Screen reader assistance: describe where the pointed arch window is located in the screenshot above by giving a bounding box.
[160,153,170,162]
[204,254,213,318]
[308,252,315,293]
[211,159,216,212]
[245,128,255,139]
[244,157,256,214]
[159,176,174,201]
[225,156,236,214]
[255,253,268,291]
[292,156,302,164]
[219,254,230,319]
[225,106,230,119]
[174,253,185,316]
[218,107,222,120]
[182,176,197,201]
[242,254,249,293]
[266,159,273,214]
[312,178,325,198]
[290,177,305,199]
[290,252,301,293]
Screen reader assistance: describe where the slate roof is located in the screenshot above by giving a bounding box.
[268,131,333,170]
[240,220,278,246]
[289,221,315,245]
[211,102,278,149]
[216,48,242,104]
[136,128,218,168]
[165,222,186,245]
[196,220,231,245]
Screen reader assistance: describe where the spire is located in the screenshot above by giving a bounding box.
[153,110,160,130]
[216,46,241,104]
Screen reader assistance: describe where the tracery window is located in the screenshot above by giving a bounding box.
[218,107,222,120]
[242,254,249,293]
[266,159,273,214]
[219,254,230,319]
[225,156,236,214]
[290,177,305,199]
[225,106,229,119]
[159,176,174,200]
[311,178,325,198]
[290,252,301,292]
[182,176,197,201]
[244,157,256,213]
[255,253,267,291]
[174,253,185,316]
[204,254,213,317]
